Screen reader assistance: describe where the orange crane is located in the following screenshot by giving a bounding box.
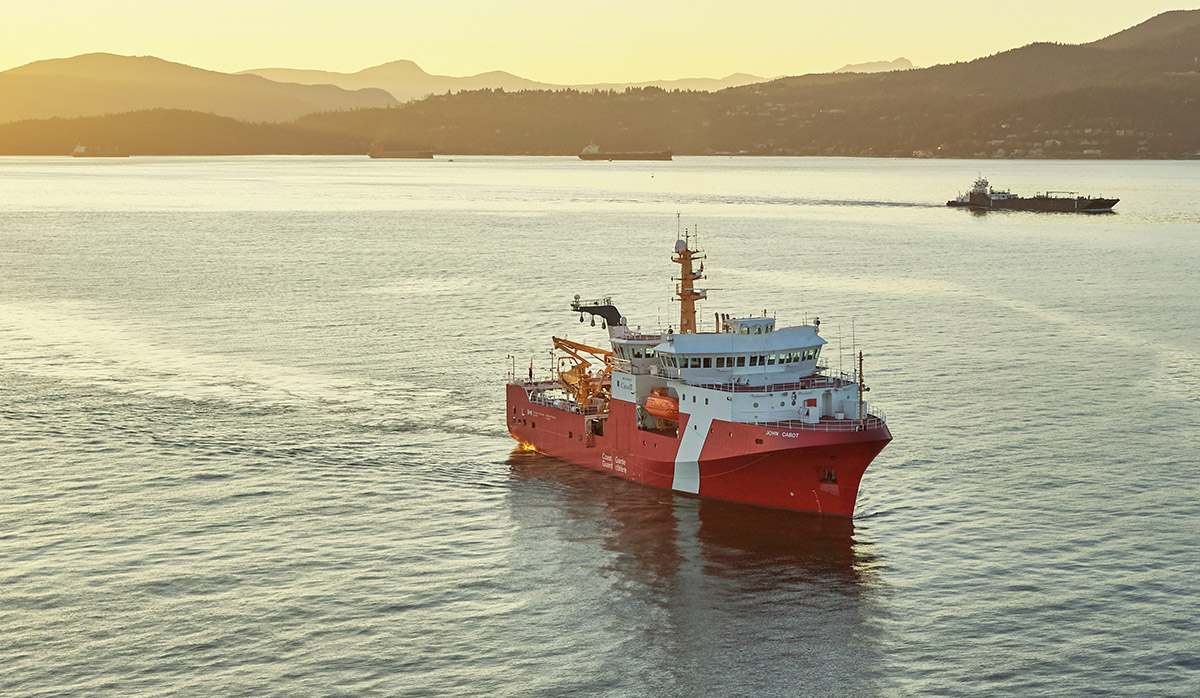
[551,336,613,410]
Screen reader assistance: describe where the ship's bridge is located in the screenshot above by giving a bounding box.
[650,323,826,384]
[728,317,776,335]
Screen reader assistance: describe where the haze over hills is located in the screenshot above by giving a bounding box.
[0,53,396,123]
[2,10,1199,158]
[833,57,914,73]
[242,60,554,102]
[240,61,769,103]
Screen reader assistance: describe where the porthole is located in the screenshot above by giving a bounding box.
[753,402,759,408]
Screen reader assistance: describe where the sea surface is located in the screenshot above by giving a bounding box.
[2,156,1198,697]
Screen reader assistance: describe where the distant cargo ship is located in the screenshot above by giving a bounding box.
[368,143,433,159]
[71,145,128,158]
[578,144,672,161]
[948,176,1118,212]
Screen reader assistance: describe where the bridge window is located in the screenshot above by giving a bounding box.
[702,358,711,368]
[690,358,701,369]
[736,356,746,367]
[767,354,776,365]
[753,327,762,335]
[716,357,725,368]
[645,349,655,358]
[740,326,750,335]
[633,349,643,359]
[749,356,758,367]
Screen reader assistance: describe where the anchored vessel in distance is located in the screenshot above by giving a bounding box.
[948,176,1118,212]
[578,143,673,161]
[71,144,127,158]
[506,231,891,515]
[368,142,433,159]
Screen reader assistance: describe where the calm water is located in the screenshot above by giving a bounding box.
[2,156,1198,697]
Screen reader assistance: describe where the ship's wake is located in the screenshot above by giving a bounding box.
[0,301,509,441]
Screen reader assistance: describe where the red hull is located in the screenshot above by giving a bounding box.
[507,383,891,515]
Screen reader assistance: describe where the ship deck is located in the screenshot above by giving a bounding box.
[691,373,857,393]
[512,380,886,430]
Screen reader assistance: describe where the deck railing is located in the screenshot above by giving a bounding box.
[756,413,888,432]
[648,367,857,393]
[527,392,603,415]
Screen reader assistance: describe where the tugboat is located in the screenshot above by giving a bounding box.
[948,176,1118,212]
[506,230,891,515]
[578,143,673,161]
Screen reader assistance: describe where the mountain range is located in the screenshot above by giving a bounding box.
[240,61,770,104]
[0,49,920,126]
[0,53,396,123]
[2,10,1199,157]
[0,54,774,125]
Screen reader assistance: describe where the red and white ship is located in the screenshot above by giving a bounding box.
[506,232,891,515]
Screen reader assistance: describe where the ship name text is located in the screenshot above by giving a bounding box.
[763,430,802,439]
[601,453,628,474]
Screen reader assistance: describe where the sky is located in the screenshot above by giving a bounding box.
[3,1,1194,81]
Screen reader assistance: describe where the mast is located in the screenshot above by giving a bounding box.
[672,232,706,334]
[858,351,864,426]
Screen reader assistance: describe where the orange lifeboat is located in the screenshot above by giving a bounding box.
[644,389,679,421]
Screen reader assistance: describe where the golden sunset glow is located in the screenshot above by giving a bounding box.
[5,1,1192,80]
